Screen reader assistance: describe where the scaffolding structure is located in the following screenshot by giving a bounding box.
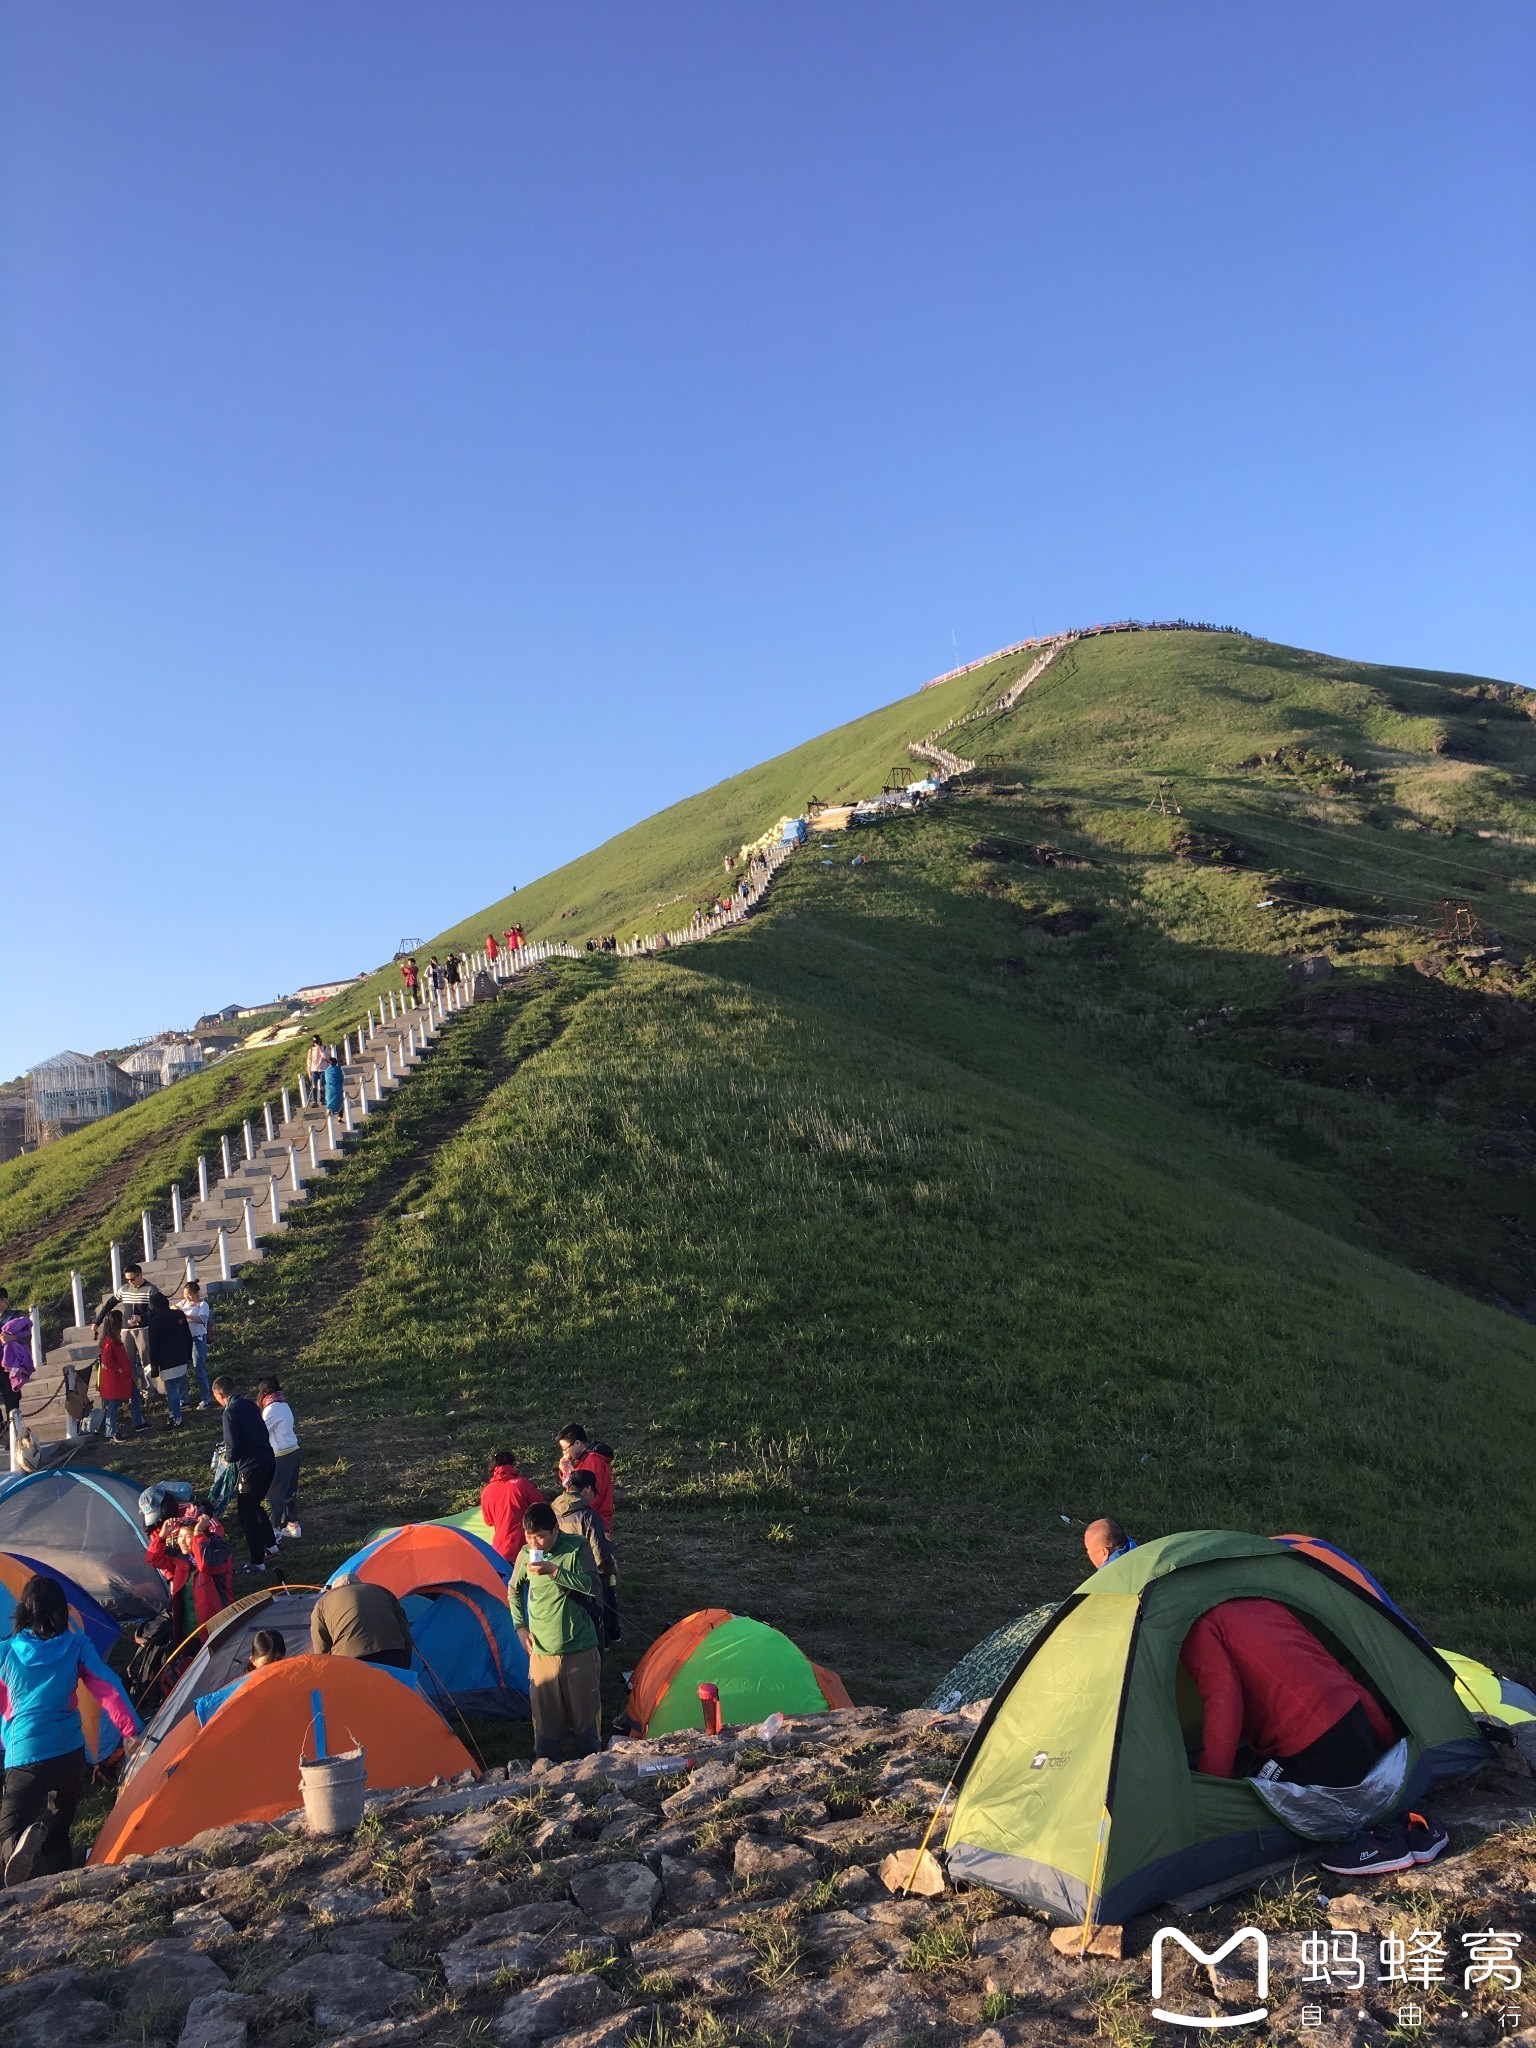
[25,1053,142,1146]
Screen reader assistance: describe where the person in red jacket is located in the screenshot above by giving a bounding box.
[556,1423,614,1534]
[1181,1598,1396,1785]
[480,1453,546,1564]
[147,1512,234,1641]
[95,1310,143,1438]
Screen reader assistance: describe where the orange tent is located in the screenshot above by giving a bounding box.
[332,1523,510,1605]
[626,1608,853,1736]
[89,1653,475,1863]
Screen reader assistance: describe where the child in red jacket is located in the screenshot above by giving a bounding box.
[147,1512,234,1641]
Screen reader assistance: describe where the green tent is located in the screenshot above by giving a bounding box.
[944,1531,1487,1925]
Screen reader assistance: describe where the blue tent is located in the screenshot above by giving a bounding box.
[0,1468,165,1620]
[403,1581,529,1720]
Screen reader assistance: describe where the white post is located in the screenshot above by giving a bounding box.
[70,1270,86,1330]
[384,1044,395,1082]
[326,1110,338,1149]
[343,1095,355,1133]
[221,1135,234,1179]
[281,1086,292,1124]
[141,1209,155,1263]
[217,1226,232,1282]
[358,1074,370,1117]
[372,1062,382,1098]
[243,1199,257,1251]
[288,1142,301,1191]
[263,1102,276,1143]
[198,1154,210,1202]
[243,1120,255,1161]
[309,1128,320,1172]
[343,1034,352,1063]
[171,1184,184,1234]
[388,989,397,1020]
[110,1240,124,1293]
[270,1174,282,1226]
[185,1254,198,1285]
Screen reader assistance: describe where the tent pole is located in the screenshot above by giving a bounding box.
[1075,1803,1112,1951]
[899,1771,956,1895]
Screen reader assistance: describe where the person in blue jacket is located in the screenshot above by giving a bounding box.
[323,1054,345,1117]
[0,1576,139,1885]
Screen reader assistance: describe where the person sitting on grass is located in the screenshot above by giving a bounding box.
[1083,1518,1136,1570]
[510,1503,600,1766]
[480,1451,546,1563]
[0,1575,139,1885]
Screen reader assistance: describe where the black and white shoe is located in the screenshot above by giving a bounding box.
[1405,1811,1449,1865]
[4,1821,50,1888]
[1320,1827,1415,1877]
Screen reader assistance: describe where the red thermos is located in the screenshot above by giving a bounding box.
[697,1682,722,1735]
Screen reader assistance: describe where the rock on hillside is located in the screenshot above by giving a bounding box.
[4,1706,1535,2047]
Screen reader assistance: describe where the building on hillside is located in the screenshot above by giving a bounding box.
[119,1035,206,1093]
[195,1006,243,1031]
[25,1052,142,1146]
[293,977,364,1006]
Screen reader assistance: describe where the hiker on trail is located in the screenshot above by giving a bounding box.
[173,1278,213,1409]
[1180,1598,1396,1785]
[553,1467,621,1645]
[258,1377,301,1540]
[402,957,420,1001]
[1084,1518,1136,1570]
[146,1510,233,1639]
[310,1576,414,1669]
[444,953,461,990]
[480,1452,546,1563]
[324,1053,345,1117]
[555,1423,614,1533]
[486,931,499,963]
[510,1503,601,1765]
[145,1290,192,1429]
[428,956,444,994]
[0,1574,138,1885]
[96,1309,143,1437]
[305,1034,328,1099]
[211,1377,277,1573]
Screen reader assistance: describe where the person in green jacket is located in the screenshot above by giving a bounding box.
[509,1503,600,1763]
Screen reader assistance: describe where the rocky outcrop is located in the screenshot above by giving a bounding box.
[0,1705,1531,2047]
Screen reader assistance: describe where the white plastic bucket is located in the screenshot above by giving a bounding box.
[300,1746,367,1835]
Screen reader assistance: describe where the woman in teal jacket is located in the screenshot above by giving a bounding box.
[0,1576,139,1885]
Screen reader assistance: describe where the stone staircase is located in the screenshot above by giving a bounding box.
[18,977,472,1454]
[15,800,847,1458]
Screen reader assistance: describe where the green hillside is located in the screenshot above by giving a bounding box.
[7,628,1536,1707]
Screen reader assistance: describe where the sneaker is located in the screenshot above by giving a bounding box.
[238,1562,267,1576]
[1405,1811,1449,1865]
[1320,1827,1415,1877]
[4,1820,50,1888]
[265,1547,282,1563]
[133,1421,150,1432]
[196,1402,212,1413]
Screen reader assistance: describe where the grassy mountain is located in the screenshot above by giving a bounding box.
[7,629,1536,1707]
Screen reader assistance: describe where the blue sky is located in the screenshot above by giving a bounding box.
[3,2,1531,1078]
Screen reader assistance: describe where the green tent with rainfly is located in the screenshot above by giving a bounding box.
[944,1531,1487,1926]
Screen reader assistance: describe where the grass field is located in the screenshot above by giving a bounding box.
[11,630,1536,1712]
